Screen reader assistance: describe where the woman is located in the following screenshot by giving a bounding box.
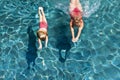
[69,0,84,42]
[37,7,48,49]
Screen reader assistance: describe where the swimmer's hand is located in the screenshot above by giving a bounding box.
[45,44,47,48]
[74,37,79,42]
[38,46,42,50]
[72,37,79,42]
[72,38,76,42]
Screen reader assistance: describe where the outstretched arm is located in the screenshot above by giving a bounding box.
[45,36,48,47]
[38,39,42,49]
[70,19,75,42]
[75,19,84,42]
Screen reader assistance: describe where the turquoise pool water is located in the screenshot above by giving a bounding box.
[0,0,120,80]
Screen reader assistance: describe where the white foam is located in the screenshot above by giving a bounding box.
[82,0,101,18]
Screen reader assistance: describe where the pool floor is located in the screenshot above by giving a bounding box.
[0,0,120,80]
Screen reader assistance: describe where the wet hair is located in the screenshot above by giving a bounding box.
[37,30,47,41]
[73,17,82,26]
[74,17,81,23]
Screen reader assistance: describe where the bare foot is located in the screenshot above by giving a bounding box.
[39,7,43,11]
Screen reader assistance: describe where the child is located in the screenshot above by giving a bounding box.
[69,0,84,42]
[37,7,48,49]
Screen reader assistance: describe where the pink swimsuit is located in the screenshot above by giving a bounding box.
[39,21,48,29]
[70,7,82,18]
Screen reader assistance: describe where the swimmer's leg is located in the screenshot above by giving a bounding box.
[70,0,83,11]
[38,7,43,22]
[70,0,80,4]
[70,0,83,12]
[39,7,47,23]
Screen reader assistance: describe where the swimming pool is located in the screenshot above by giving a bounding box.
[0,0,120,80]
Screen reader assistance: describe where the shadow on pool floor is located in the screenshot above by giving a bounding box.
[56,36,71,63]
[26,26,37,69]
